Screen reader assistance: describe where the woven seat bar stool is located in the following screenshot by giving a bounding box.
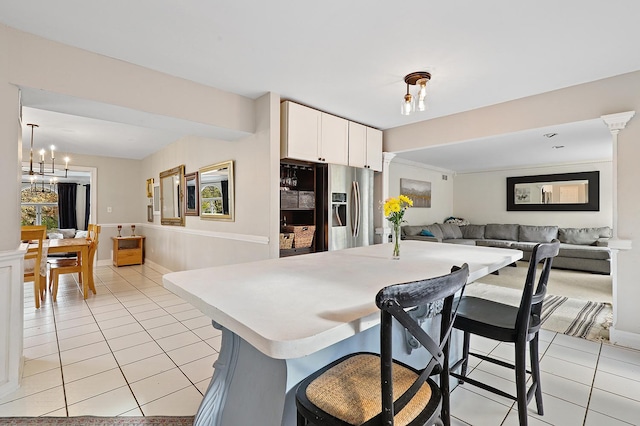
[450,240,560,426]
[295,263,470,426]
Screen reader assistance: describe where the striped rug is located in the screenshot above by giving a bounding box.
[466,282,612,342]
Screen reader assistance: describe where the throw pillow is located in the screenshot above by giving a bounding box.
[420,229,435,237]
[439,223,463,239]
[518,225,558,243]
[53,228,77,239]
[558,228,601,245]
[462,224,485,239]
[485,224,519,241]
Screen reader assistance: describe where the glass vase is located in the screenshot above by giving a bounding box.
[392,223,401,259]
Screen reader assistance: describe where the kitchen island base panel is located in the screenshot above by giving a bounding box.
[195,319,461,426]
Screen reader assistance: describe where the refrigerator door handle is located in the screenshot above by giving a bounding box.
[351,181,360,238]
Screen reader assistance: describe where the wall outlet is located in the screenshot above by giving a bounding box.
[107,206,112,213]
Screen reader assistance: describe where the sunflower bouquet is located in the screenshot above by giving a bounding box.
[383,195,413,258]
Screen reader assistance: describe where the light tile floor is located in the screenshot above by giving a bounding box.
[2,264,640,425]
[1,263,219,417]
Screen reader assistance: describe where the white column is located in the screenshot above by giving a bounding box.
[379,152,396,243]
[601,111,635,345]
[601,111,635,243]
[0,249,26,398]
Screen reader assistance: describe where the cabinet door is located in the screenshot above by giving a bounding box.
[281,102,320,162]
[366,127,383,172]
[348,122,367,168]
[320,113,349,165]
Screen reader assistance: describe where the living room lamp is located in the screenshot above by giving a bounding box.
[400,71,431,115]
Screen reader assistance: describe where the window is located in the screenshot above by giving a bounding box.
[200,184,223,214]
[21,187,58,229]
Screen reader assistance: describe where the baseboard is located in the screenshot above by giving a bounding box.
[95,258,173,275]
[609,326,640,351]
[143,259,173,275]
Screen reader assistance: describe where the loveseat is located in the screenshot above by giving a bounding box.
[402,223,612,274]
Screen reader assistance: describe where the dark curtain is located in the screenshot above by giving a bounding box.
[57,183,77,229]
[221,180,229,214]
[84,184,91,229]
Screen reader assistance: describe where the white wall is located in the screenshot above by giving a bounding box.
[137,92,279,272]
[453,161,612,227]
[388,158,454,226]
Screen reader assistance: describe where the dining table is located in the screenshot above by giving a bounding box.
[163,240,522,426]
[46,237,95,299]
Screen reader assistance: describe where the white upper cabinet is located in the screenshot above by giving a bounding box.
[348,122,367,168]
[319,112,348,165]
[349,122,382,171]
[281,101,380,169]
[365,127,383,172]
[281,101,320,162]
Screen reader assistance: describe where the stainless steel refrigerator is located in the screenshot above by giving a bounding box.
[327,164,374,251]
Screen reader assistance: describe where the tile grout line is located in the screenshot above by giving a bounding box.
[581,342,602,426]
[51,276,70,417]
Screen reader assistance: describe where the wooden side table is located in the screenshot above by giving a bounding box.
[112,236,145,267]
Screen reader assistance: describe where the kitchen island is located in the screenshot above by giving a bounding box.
[163,241,522,426]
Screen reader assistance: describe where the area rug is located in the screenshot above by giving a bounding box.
[0,417,195,425]
[465,282,612,342]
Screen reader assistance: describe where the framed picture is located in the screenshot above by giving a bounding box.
[184,171,199,216]
[153,184,160,215]
[400,178,432,208]
[146,178,154,198]
[147,205,153,222]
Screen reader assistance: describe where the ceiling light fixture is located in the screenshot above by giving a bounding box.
[24,123,70,179]
[400,71,431,116]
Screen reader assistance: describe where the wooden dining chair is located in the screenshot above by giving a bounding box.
[295,264,469,426]
[49,224,101,301]
[449,240,560,426]
[21,225,47,309]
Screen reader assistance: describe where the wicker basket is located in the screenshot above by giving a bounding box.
[282,225,316,248]
[279,233,294,250]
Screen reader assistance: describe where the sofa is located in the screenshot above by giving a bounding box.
[402,223,612,274]
[47,228,87,240]
[47,228,88,257]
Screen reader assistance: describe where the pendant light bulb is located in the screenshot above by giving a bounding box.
[416,78,428,111]
[401,84,414,116]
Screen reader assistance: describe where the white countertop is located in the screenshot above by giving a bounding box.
[163,241,521,359]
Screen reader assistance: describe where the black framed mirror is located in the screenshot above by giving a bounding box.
[507,171,599,211]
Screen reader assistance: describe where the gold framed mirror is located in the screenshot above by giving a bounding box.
[199,160,234,221]
[160,165,185,226]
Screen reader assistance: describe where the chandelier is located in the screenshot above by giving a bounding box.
[400,71,431,116]
[25,123,69,178]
